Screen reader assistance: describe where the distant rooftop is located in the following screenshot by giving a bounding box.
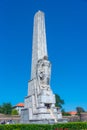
[16,103,24,107]
[68,111,77,115]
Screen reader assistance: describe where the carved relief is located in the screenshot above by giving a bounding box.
[36,57,51,89]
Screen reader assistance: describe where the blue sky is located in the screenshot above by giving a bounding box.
[0,0,87,111]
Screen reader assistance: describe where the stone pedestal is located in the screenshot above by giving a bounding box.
[21,77,62,124]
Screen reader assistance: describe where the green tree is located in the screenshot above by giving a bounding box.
[76,107,85,115]
[0,105,3,113]
[76,106,85,121]
[11,109,18,115]
[61,109,71,116]
[2,103,12,115]
[55,93,64,108]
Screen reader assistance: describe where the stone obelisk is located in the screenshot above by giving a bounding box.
[31,11,47,79]
[21,11,62,124]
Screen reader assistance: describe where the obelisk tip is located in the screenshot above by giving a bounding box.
[35,10,44,16]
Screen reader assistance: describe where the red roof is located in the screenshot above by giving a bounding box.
[16,103,24,107]
[68,111,77,115]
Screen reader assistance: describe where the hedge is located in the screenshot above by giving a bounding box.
[0,122,87,130]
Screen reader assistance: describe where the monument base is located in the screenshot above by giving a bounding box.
[21,96,62,124]
[21,119,56,124]
[21,108,55,124]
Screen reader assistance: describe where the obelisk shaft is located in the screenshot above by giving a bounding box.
[31,11,48,79]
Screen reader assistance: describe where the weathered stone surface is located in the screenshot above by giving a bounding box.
[21,10,62,124]
[31,11,47,79]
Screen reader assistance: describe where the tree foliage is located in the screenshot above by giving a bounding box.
[11,109,18,115]
[0,105,3,113]
[0,103,12,115]
[55,93,64,108]
[61,109,71,116]
[76,107,85,115]
[76,106,85,121]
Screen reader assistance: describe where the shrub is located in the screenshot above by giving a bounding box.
[0,122,87,130]
[11,109,19,115]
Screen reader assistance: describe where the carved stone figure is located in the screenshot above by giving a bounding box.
[36,58,51,89]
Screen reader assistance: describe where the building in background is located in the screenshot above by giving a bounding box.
[68,111,77,116]
[13,103,24,115]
